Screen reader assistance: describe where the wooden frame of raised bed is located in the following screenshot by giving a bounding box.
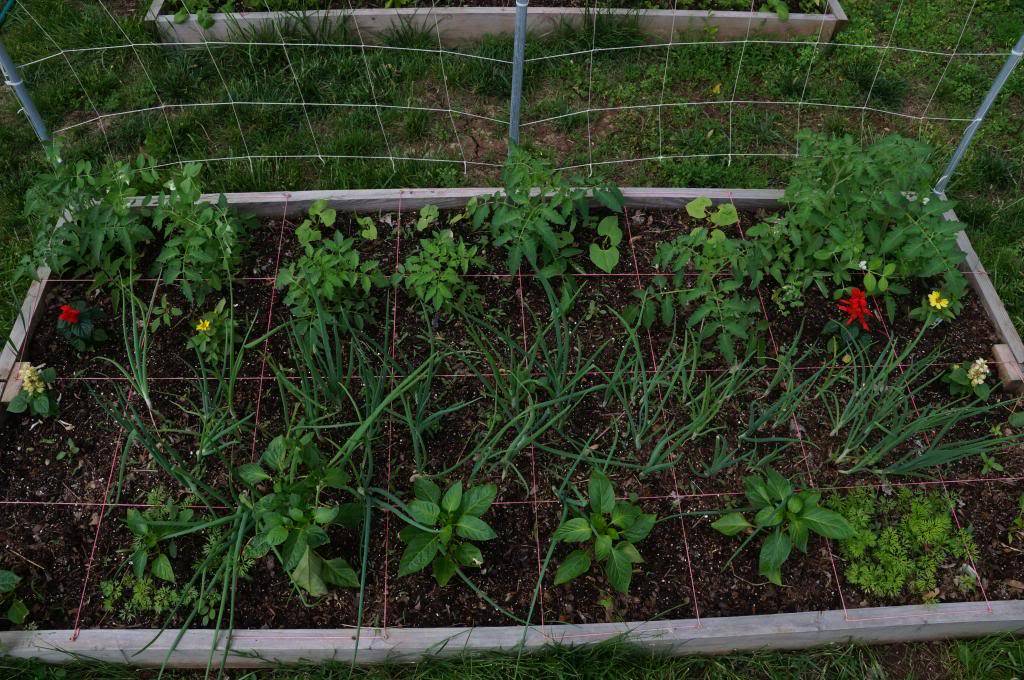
[1,186,1022,667]
[144,0,849,46]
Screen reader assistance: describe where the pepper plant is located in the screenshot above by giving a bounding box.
[396,479,498,586]
[237,432,363,596]
[712,469,854,585]
[552,470,656,593]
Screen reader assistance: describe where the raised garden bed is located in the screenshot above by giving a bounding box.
[2,139,1024,666]
[145,0,848,46]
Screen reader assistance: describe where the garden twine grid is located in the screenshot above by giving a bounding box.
[2,199,1019,642]
[3,0,1016,183]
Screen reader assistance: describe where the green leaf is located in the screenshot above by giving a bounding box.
[238,463,270,485]
[265,525,289,547]
[589,470,615,515]
[686,197,712,219]
[441,481,463,514]
[709,203,739,226]
[398,532,439,577]
[131,549,147,581]
[589,243,620,273]
[789,518,809,554]
[1009,412,1024,429]
[322,557,359,588]
[553,549,592,585]
[6,599,28,625]
[290,547,327,597]
[800,506,856,540]
[455,543,484,567]
[620,513,656,543]
[321,467,349,489]
[763,468,792,501]
[605,544,634,593]
[596,216,622,245]
[413,477,442,504]
[0,570,21,594]
[759,529,792,586]
[594,534,613,561]
[6,392,28,414]
[432,555,457,587]
[311,506,338,525]
[863,272,877,293]
[151,554,175,583]
[460,484,497,517]
[455,516,496,541]
[553,517,593,543]
[711,512,752,536]
[408,500,441,527]
[754,504,785,528]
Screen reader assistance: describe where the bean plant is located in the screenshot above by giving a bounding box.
[470,147,624,278]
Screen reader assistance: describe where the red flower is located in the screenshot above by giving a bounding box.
[837,288,872,331]
[59,304,81,324]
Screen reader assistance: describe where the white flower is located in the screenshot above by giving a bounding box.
[922,196,931,205]
[967,358,990,387]
[858,260,867,271]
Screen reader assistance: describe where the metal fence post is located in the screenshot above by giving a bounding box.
[935,31,1024,195]
[0,38,49,142]
[508,0,528,148]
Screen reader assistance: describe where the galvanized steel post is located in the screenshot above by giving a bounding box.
[0,39,50,142]
[508,0,528,147]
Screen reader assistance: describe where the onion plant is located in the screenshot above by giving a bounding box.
[821,331,1024,475]
[451,281,608,485]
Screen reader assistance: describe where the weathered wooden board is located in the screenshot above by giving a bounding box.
[146,0,847,46]
[0,601,1020,667]
[138,186,784,216]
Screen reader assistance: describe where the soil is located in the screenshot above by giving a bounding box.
[2,205,1022,632]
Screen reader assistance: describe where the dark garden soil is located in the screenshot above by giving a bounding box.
[2,205,1022,630]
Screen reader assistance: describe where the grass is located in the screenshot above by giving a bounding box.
[0,1,1022,340]
[1,635,1023,678]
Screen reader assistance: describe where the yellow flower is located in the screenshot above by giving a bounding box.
[928,291,949,310]
[195,319,212,333]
